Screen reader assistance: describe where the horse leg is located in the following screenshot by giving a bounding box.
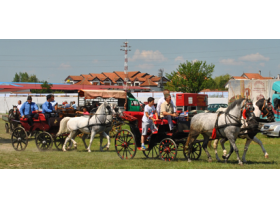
[100,132,110,151]
[213,139,221,162]
[253,136,269,159]
[82,134,88,149]
[202,134,212,162]
[226,134,243,165]
[99,133,105,151]
[63,131,76,152]
[87,131,96,153]
[185,131,199,163]
[242,137,253,163]
[70,138,77,149]
[220,138,228,160]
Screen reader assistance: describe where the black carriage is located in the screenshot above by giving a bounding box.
[115,112,202,161]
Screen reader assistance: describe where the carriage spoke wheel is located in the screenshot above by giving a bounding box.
[159,138,177,161]
[5,123,9,133]
[143,144,160,159]
[183,142,202,160]
[115,129,136,159]
[54,136,71,151]
[11,127,28,151]
[35,132,53,151]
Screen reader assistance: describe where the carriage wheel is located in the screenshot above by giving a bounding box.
[5,123,9,133]
[35,132,53,151]
[54,136,72,151]
[159,138,177,161]
[143,144,160,159]
[183,142,202,160]
[11,127,28,151]
[115,129,136,159]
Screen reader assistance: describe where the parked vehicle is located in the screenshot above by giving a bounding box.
[207,104,228,113]
[260,121,280,137]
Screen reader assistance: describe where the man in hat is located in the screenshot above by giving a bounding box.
[160,93,178,130]
[20,96,39,127]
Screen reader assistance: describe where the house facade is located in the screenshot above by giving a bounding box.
[65,71,169,91]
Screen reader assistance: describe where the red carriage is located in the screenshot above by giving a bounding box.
[11,111,70,151]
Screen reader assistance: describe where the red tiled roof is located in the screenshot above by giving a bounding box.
[74,78,92,85]
[66,76,83,81]
[102,72,119,84]
[114,71,140,80]
[81,74,94,80]
[151,76,161,82]
[131,72,148,78]
[140,79,158,87]
[243,73,265,80]
[263,77,274,79]
[90,73,108,81]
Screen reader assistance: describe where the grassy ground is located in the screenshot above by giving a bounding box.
[0,119,279,169]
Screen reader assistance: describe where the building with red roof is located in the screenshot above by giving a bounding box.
[65,71,170,91]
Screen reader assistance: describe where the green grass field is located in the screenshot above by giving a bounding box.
[0,119,279,169]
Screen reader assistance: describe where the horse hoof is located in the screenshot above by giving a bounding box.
[107,148,109,151]
[208,159,212,163]
[222,155,226,160]
[239,162,243,166]
[265,154,269,159]
[188,160,192,163]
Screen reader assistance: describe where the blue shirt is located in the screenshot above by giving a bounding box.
[42,101,54,114]
[20,102,39,116]
[72,104,77,109]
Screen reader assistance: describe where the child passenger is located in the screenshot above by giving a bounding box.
[141,97,158,151]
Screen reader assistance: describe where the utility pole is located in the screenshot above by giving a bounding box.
[158,69,164,91]
[120,41,131,91]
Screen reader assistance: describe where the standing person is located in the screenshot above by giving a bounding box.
[17,100,22,111]
[156,89,176,115]
[20,96,39,127]
[42,95,55,125]
[160,94,178,130]
[141,97,158,151]
[72,101,77,109]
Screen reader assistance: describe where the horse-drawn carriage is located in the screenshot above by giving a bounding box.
[115,111,203,161]
[10,111,72,151]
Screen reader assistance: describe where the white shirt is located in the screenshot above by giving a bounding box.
[142,105,156,123]
[17,104,22,110]
[156,97,176,115]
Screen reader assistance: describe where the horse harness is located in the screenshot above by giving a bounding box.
[213,100,252,138]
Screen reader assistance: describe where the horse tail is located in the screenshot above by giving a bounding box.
[56,117,71,136]
[208,141,213,150]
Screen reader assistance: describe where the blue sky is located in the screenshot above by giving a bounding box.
[1,39,280,83]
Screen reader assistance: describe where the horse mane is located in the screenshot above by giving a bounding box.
[95,102,107,114]
[225,98,245,114]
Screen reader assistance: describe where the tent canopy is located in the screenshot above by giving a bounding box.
[79,89,127,99]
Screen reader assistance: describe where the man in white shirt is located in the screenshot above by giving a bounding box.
[17,100,22,111]
[156,89,176,115]
[141,97,158,151]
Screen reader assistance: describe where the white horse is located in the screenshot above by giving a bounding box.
[185,98,254,165]
[57,102,120,152]
[213,99,270,163]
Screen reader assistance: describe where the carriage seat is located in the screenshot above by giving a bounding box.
[33,114,46,122]
[139,128,158,135]
[154,119,177,125]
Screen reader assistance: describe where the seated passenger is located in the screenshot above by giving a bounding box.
[156,89,176,115]
[71,101,77,110]
[76,107,90,116]
[20,96,39,127]
[160,94,178,131]
[42,95,56,125]
[141,97,159,151]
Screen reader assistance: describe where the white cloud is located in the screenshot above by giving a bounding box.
[59,63,71,69]
[219,59,243,66]
[136,63,154,69]
[175,56,184,62]
[259,62,265,67]
[239,53,269,62]
[192,59,199,63]
[92,59,98,63]
[130,49,167,62]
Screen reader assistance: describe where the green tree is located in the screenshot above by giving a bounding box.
[165,60,215,93]
[13,73,20,82]
[40,81,53,93]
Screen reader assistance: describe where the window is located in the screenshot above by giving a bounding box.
[104,82,110,85]
[117,82,123,86]
[134,82,139,86]
[92,82,99,85]
[127,82,132,86]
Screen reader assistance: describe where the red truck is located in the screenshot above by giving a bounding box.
[176,93,208,112]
